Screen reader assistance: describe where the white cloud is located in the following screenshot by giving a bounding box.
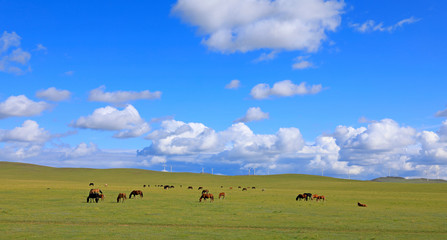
[64,70,74,76]
[292,56,313,69]
[0,120,51,143]
[234,107,269,123]
[435,107,447,118]
[71,104,150,138]
[172,0,344,53]
[0,95,51,119]
[254,51,278,62]
[0,31,21,53]
[65,142,99,158]
[0,31,31,74]
[225,79,241,89]
[89,85,161,104]
[36,87,71,102]
[250,80,322,99]
[351,16,420,33]
[34,44,47,52]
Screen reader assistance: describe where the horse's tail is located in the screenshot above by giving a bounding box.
[99,190,103,194]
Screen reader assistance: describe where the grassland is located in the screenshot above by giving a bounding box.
[1,161,446,239]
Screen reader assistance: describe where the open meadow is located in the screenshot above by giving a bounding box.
[1,162,446,239]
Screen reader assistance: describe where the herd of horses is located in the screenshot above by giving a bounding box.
[295,193,326,202]
[86,183,366,207]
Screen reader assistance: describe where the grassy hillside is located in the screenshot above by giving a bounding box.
[1,162,446,239]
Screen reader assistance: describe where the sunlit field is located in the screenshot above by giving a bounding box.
[1,162,446,239]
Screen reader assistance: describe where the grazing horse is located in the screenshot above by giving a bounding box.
[89,183,94,186]
[188,186,193,189]
[164,185,170,190]
[229,187,233,190]
[252,187,256,189]
[198,187,203,190]
[219,192,225,199]
[312,194,319,200]
[117,193,126,203]
[89,188,103,194]
[242,188,247,191]
[315,195,325,202]
[296,194,305,201]
[358,202,367,207]
[129,190,143,198]
[303,193,312,201]
[199,193,214,202]
[201,189,209,194]
[87,193,104,203]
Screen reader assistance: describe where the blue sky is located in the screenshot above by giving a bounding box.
[1,0,446,179]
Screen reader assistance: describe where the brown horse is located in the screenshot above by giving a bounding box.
[89,188,102,194]
[358,202,367,207]
[117,193,126,203]
[188,186,193,189]
[219,192,225,199]
[315,195,325,202]
[129,190,143,198]
[199,193,214,202]
[312,194,319,199]
[198,187,203,190]
[242,188,247,191]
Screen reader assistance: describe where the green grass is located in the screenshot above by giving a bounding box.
[1,161,446,239]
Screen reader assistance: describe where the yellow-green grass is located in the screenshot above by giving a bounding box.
[1,162,446,239]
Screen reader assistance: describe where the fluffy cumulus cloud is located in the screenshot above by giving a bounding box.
[172,0,344,53]
[350,17,419,33]
[250,80,322,99]
[234,107,269,123]
[133,116,447,179]
[64,142,99,158]
[0,31,31,74]
[225,79,241,89]
[71,104,150,138]
[36,87,71,102]
[0,120,51,160]
[0,95,51,119]
[89,85,161,104]
[138,119,307,171]
[0,120,51,143]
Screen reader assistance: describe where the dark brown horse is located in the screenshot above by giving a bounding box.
[201,189,209,194]
[89,182,94,186]
[199,193,214,202]
[129,190,143,198]
[87,193,104,203]
[219,192,225,199]
[188,186,193,189]
[117,193,126,203]
[242,188,247,191]
[358,202,367,207]
[296,194,305,201]
[303,193,312,201]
